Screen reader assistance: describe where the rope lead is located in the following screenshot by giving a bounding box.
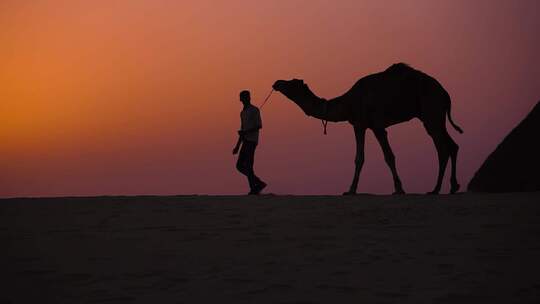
[259,88,274,109]
[260,87,328,135]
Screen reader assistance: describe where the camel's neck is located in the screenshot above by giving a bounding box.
[288,87,351,122]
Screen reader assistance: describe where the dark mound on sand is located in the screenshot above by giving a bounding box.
[468,101,540,192]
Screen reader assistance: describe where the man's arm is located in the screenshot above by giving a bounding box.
[232,134,242,155]
[235,125,260,154]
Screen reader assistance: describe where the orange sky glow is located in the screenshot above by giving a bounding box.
[2,0,539,197]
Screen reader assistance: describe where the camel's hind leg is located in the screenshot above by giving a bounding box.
[429,136,448,194]
[424,119,460,194]
[424,120,450,194]
[447,132,460,193]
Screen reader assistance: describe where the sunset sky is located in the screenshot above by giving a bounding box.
[1,0,539,197]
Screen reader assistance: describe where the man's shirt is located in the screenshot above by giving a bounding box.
[240,104,262,143]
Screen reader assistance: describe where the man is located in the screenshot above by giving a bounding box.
[233,90,267,195]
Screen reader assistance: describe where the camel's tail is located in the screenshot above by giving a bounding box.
[447,100,464,134]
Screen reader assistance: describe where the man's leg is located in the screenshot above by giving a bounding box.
[243,142,258,191]
[236,142,257,192]
[236,144,249,176]
[237,142,265,194]
[247,143,266,194]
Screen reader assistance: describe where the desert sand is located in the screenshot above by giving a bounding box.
[2,193,540,303]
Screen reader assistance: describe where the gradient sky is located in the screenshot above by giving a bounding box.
[1,0,539,197]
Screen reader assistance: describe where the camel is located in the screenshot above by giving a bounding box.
[272,63,463,195]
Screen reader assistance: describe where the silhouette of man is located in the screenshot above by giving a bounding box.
[233,90,267,195]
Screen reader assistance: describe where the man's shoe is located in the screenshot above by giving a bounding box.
[253,181,267,195]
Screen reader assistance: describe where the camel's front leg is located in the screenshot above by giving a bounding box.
[344,126,365,195]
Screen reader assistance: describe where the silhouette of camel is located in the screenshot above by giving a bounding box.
[273,63,463,195]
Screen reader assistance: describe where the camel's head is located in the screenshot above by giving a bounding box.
[272,79,309,100]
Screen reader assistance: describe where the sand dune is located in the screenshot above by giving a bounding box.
[469,101,540,192]
[2,193,540,303]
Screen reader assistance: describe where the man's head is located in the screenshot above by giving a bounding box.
[240,90,251,105]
